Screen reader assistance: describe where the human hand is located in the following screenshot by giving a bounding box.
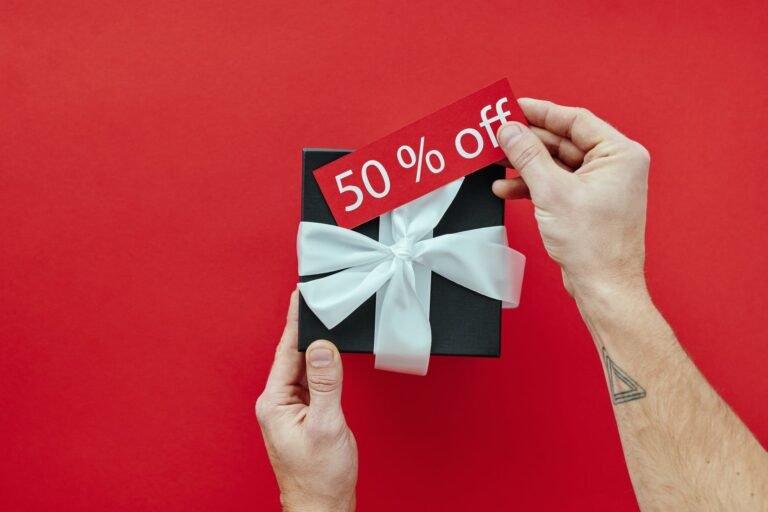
[493,99,651,299]
[256,290,358,512]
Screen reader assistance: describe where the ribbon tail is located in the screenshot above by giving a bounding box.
[374,259,432,376]
[413,226,526,307]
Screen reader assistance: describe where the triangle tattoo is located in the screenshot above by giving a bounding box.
[603,347,647,404]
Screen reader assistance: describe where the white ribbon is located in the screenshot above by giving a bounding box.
[297,178,525,375]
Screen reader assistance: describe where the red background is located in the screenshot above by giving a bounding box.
[1,1,766,510]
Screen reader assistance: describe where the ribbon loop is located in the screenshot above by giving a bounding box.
[297,222,390,275]
[413,227,525,307]
[298,259,395,329]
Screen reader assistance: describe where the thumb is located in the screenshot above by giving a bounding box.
[305,339,344,423]
[495,122,565,200]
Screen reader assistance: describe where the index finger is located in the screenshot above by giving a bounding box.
[518,98,626,152]
[264,289,304,393]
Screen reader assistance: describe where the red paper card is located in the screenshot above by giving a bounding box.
[313,79,526,229]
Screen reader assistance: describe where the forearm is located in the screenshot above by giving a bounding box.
[574,280,768,511]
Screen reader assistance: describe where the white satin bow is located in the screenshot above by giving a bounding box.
[297,178,525,375]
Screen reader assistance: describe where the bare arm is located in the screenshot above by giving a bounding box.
[579,281,767,510]
[495,100,768,511]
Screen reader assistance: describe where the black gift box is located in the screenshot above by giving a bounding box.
[298,149,505,357]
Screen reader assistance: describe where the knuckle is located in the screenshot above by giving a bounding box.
[308,373,340,393]
[255,394,272,424]
[513,140,545,170]
[562,107,593,139]
[575,106,593,118]
[632,142,651,165]
[620,141,651,174]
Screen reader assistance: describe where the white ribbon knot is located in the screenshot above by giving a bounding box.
[390,237,415,261]
[298,178,525,375]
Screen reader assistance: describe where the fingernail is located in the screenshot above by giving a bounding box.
[498,123,524,148]
[309,348,333,367]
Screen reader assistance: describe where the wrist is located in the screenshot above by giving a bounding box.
[281,492,356,512]
[571,276,659,351]
[572,275,651,314]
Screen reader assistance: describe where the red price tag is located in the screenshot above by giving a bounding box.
[313,78,526,229]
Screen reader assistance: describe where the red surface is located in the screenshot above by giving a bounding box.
[1,1,766,510]
[314,79,525,228]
